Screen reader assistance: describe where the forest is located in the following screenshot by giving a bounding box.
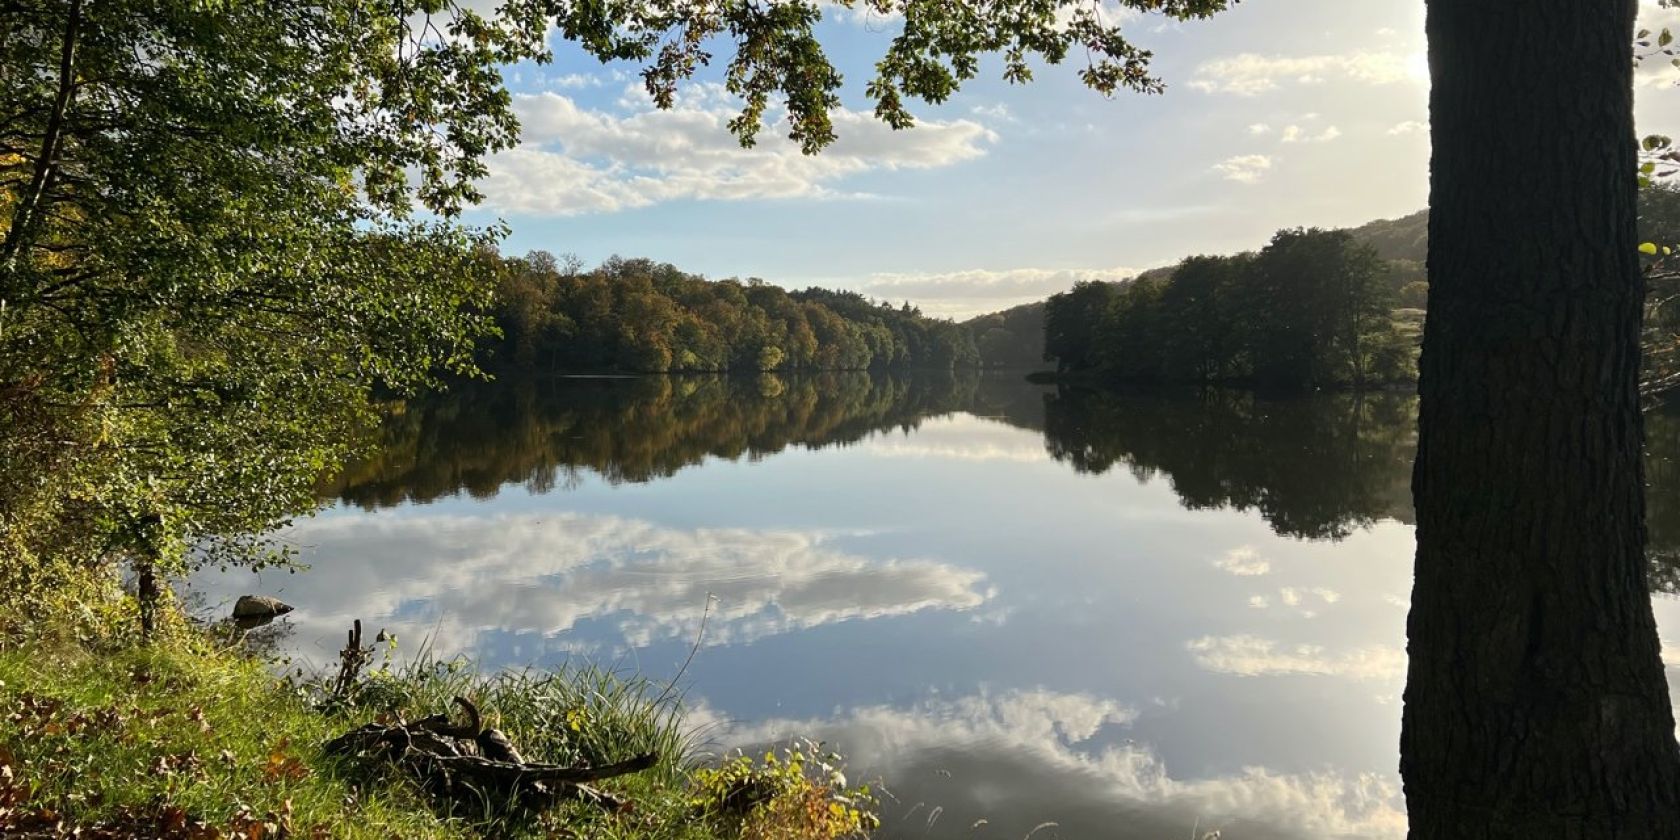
[1030,184,1680,391]
[478,222,1422,384]
[1041,227,1418,388]
[484,253,980,373]
[474,200,1581,387]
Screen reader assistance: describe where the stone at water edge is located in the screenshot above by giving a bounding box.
[231,595,293,620]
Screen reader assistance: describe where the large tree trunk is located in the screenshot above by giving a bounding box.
[1402,1,1680,836]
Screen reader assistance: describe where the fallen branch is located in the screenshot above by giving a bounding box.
[324,696,656,815]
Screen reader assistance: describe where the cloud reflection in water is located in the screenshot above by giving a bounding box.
[710,687,1407,840]
[200,511,991,663]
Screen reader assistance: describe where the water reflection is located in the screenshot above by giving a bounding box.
[327,374,1421,544]
[241,511,993,665]
[322,374,1680,581]
[1042,389,1416,540]
[713,687,1407,840]
[325,373,987,508]
[191,376,1680,839]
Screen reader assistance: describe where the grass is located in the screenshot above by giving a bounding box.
[0,609,877,839]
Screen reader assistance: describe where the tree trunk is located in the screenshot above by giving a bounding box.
[135,555,159,640]
[1,0,82,271]
[1402,1,1680,836]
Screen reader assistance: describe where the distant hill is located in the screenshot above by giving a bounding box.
[1348,210,1429,263]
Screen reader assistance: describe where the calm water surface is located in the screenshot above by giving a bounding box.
[193,374,1680,840]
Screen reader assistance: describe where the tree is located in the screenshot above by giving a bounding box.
[1246,228,1390,388]
[1159,254,1246,382]
[1044,280,1118,373]
[1401,0,1680,834]
[0,0,545,628]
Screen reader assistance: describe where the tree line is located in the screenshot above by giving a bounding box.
[485,253,979,374]
[1042,227,1419,389]
[1031,183,1680,394]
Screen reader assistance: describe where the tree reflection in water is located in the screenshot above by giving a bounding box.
[323,374,1680,588]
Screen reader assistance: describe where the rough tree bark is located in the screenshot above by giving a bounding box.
[135,556,159,639]
[1402,1,1680,837]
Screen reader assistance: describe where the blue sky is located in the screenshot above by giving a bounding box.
[466,0,1680,319]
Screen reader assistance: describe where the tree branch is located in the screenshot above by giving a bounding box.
[2,0,84,270]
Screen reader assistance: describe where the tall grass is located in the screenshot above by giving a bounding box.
[339,646,716,839]
[0,615,872,840]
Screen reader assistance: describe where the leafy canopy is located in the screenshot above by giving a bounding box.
[548,0,1231,152]
[0,0,546,594]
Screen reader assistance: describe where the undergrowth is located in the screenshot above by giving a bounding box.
[0,606,877,839]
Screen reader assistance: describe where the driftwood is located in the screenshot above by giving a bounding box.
[324,697,656,814]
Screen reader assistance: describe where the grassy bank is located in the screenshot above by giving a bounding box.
[0,610,876,839]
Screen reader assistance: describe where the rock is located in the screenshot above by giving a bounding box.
[232,595,293,620]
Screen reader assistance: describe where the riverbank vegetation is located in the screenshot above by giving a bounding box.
[0,0,928,834]
[0,603,878,839]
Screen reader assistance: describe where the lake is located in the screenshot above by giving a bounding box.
[191,373,1680,840]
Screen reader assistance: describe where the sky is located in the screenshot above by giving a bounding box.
[465,0,1680,319]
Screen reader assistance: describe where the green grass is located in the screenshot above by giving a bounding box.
[0,632,465,838]
[0,617,874,839]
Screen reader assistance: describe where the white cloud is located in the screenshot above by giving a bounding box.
[1213,154,1274,184]
[1187,635,1406,681]
[1281,124,1342,144]
[1387,120,1427,136]
[1190,51,1413,96]
[716,688,1406,839]
[481,87,996,215]
[1213,546,1270,576]
[840,264,1141,319]
[1256,586,1340,617]
[821,0,903,26]
[969,102,1016,123]
[546,72,605,90]
[1247,122,1272,135]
